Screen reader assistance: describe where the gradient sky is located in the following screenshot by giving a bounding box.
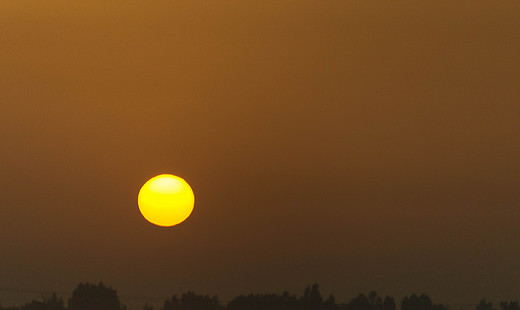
[1,1,520,309]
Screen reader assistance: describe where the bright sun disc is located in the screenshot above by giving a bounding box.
[138,174,195,227]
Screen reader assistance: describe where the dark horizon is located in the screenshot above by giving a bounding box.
[0,282,511,310]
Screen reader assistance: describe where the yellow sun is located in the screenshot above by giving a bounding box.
[138,174,195,227]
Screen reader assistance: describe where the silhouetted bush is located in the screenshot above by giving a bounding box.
[22,293,65,310]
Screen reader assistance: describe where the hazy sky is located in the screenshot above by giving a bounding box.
[1,1,520,309]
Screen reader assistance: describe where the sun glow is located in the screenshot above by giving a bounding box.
[138,174,195,227]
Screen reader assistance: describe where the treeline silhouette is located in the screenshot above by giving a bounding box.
[0,282,517,310]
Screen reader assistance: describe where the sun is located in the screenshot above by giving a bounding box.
[138,174,195,227]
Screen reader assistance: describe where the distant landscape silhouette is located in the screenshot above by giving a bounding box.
[0,282,516,310]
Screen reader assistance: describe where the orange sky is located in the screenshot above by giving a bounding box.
[1,1,520,309]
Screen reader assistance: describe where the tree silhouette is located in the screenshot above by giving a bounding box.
[500,302,519,310]
[164,292,219,310]
[401,294,448,310]
[477,299,493,310]
[401,294,431,310]
[345,291,394,310]
[324,294,336,310]
[182,291,219,310]
[21,294,64,310]
[228,292,300,310]
[142,303,154,310]
[347,293,371,310]
[302,284,323,310]
[68,282,121,310]
[164,295,181,310]
[383,297,396,310]
[368,292,377,306]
